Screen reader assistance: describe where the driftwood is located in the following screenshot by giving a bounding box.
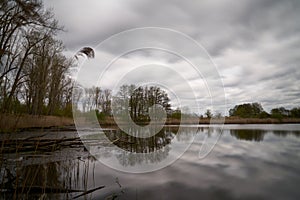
[0,137,83,154]
[2,186,84,193]
[1,185,105,197]
[0,132,106,199]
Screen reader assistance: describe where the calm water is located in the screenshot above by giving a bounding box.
[1,124,300,199]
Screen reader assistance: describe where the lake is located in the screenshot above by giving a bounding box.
[1,124,300,199]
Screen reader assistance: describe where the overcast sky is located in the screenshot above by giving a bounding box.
[44,0,300,114]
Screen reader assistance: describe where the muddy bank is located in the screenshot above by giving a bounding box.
[0,114,74,132]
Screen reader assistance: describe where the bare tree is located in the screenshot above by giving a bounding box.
[0,0,62,113]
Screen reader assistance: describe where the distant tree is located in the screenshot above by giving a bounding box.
[205,109,213,118]
[114,85,171,122]
[229,102,265,118]
[271,107,290,119]
[214,112,223,118]
[170,108,181,119]
[259,111,270,118]
[252,102,264,116]
[291,107,300,118]
[100,89,112,115]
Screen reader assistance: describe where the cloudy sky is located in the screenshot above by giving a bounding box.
[44,0,300,114]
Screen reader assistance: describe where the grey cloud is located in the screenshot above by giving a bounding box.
[45,0,300,54]
[44,0,300,114]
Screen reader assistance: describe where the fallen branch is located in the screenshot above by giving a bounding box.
[72,186,105,199]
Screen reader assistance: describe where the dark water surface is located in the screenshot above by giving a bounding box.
[1,124,300,199]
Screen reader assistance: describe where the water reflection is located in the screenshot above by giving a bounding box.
[1,125,300,199]
[229,129,300,142]
[273,130,300,137]
[94,126,199,168]
[104,126,179,153]
[98,126,300,168]
[230,129,267,141]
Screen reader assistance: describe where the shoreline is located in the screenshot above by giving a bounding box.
[1,114,300,132]
[98,116,300,126]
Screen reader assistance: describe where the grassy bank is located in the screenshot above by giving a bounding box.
[0,114,74,132]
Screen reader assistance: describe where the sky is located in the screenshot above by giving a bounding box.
[44,0,300,115]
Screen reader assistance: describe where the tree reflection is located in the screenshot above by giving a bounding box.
[104,126,179,153]
[230,129,300,142]
[230,129,267,141]
[99,126,198,167]
[273,130,300,137]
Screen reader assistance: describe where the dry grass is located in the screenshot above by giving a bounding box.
[98,116,300,126]
[223,117,300,124]
[2,114,298,132]
[0,114,74,132]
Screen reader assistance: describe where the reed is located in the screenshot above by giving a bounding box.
[0,114,74,132]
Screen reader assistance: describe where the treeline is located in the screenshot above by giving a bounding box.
[114,85,171,122]
[229,103,300,119]
[0,0,73,116]
[77,85,172,123]
[73,86,112,118]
